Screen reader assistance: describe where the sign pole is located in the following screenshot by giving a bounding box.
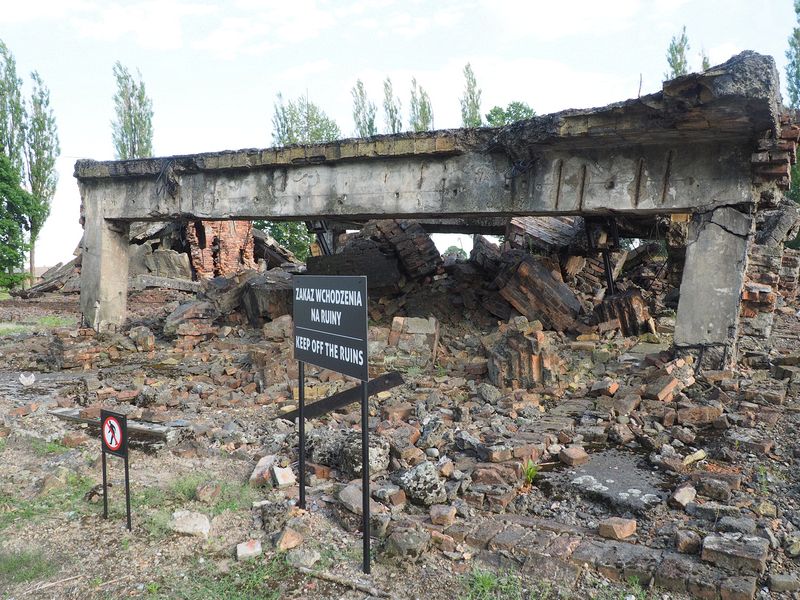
[102,451,108,519]
[298,360,306,510]
[361,380,371,574]
[124,456,132,531]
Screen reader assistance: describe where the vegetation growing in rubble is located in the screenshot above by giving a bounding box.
[461,568,524,600]
[351,79,377,137]
[0,549,58,585]
[111,60,153,160]
[664,25,690,79]
[383,77,403,134]
[460,63,483,128]
[485,101,536,127]
[0,39,60,282]
[409,77,434,132]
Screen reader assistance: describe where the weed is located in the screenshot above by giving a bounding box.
[30,439,70,456]
[170,474,205,502]
[756,464,770,494]
[150,554,299,600]
[523,459,539,486]
[0,438,6,453]
[406,366,422,377]
[435,363,447,377]
[0,473,94,531]
[210,482,258,515]
[142,509,172,538]
[461,568,523,600]
[0,549,59,584]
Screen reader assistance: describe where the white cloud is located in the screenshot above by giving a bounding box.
[70,1,216,51]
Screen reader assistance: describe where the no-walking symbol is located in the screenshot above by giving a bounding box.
[100,409,131,530]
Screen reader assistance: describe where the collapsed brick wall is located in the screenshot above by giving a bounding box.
[185,220,257,279]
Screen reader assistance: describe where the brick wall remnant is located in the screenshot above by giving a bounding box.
[186,220,256,279]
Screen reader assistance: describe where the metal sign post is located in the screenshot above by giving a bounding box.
[100,409,131,530]
[293,275,370,573]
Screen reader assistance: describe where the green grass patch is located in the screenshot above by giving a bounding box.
[148,555,300,600]
[0,323,31,336]
[461,568,524,600]
[0,289,10,300]
[36,314,77,328]
[0,549,59,585]
[0,474,95,532]
[0,438,6,454]
[29,439,71,456]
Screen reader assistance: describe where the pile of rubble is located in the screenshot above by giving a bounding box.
[6,213,800,598]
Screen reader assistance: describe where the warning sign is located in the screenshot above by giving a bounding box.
[293,275,368,381]
[101,410,128,458]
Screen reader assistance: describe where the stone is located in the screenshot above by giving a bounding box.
[338,483,384,516]
[128,325,155,351]
[719,576,757,600]
[559,446,589,466]
[669,485,696,509]
[286,547,321,569]
[768,573,800,592]
[701,534,769,574]
[236,539,262,561]
[754,500,777,517]
[717,517,756,535]
[675,530,701,554]
[477,382,502,404]
[339,431,390,478]
[429,504,457,527]
[61,431,89,448]
[272,465,296,488]
[398,461,447,505]
[249,455,277,487]
[696,478,732,502]
[275,527,303,551]
[598,517,637,540]
[677,405,723,425]
[169,510,211,538]
[383,529,430,561]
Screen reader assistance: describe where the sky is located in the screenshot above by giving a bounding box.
[0,0,795,268]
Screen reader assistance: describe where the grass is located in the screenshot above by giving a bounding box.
[35,314,76,328]
[147,555,299,600]
[130,475,259,538]
[523,459,540,487]
[0,473,95,532]
[595,577,654,600]
[0,314,77,337]
[461,568,524,600]
[30,439,70,456]
[0,438,6,454]
[0,549,59,585]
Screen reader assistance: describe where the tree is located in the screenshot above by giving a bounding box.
[0,151,34,288]
[443,245,467,260]
[24,71,59,279]
[665,26,690,80]
[409,78,433,132]
[460,63,482,128]
[111,61,153,159]
[700,49,711,71]
[351,79,377,138]
[788,1,800,111]
[271,93,340,147]
[485,101,536,127]
[383,77,402,134]
[0,41,25,180]
[263,93,342,260]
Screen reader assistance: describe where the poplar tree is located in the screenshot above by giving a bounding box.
[111,61,153,159]
[460,63,482,127]
[24,71,59,278]
[0,41,25,180]
[409,78,433,132]
[383,77,402,134]
[351,79,377,138]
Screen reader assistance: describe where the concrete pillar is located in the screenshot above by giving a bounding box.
[79,189,130,331]
[674,206,752,369]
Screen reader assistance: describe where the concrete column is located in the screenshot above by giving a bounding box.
[674,206,752,369]
[79,188,130,331]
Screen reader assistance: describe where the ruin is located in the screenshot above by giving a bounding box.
[75,52,797,369]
